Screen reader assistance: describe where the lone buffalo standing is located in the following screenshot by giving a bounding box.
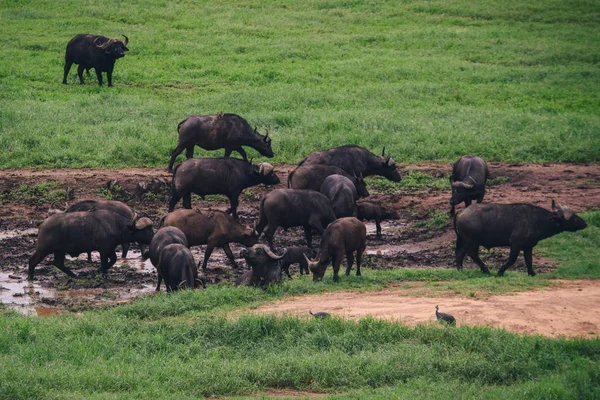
[28,211,153,280]
[168,113,274,171]
[455,201,587,276]
[63,34,129,87]
[450,155,489,216]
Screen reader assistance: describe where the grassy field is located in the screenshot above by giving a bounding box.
[0,211,598,399]
[1,0,599,168]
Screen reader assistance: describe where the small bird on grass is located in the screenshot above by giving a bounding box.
[309,310,330,319]
[435,305,456,326]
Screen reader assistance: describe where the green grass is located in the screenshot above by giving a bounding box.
[1,0,599,168]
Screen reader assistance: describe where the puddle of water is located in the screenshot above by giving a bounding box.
[0,228,38,240]
[0,272,54,315]
[364,221,406,237]
[366,243,424,256]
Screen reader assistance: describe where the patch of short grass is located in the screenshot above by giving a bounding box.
[0,181,72,206]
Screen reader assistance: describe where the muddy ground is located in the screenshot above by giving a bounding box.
[0,162,599,318]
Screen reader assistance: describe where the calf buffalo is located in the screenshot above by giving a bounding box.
[450,155,489,216]
[236,244,287,287]
[455,201,587,276]
[157,244,204,292]
[63,34,129,87]
[288,164,369,196]
[161,208,258,270]
[144,226,189,291]
[306,217,367,282]
[297,145,401,182]
[255,189,336,250]
[28,211,153,280]
[356,201,399,239]
[168,113,274,171]
[169,158,279,218]
[280,246,315,277]
[320,174,364,218]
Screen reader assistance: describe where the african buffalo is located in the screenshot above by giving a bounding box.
[455,200,587,276]
[255,189,337,250]
[28,211,153,280]
[63,34,129,87]
[297,145,401,182]
[356,201,400,239]
[236,244,287,287]
[287,164,369,197]
[169,158,280,218]
[168,113,274,171]
[157,244,205,292]
[280,246,316,277]
[306,217,367,282]
[320,174,363,218]
[161,208,258,270]
[143,226,189,291]
[450,155,489,216]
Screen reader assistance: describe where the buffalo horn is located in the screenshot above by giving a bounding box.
[134,217,153,229]
[252,244,287,260]
[381,147,386,157]
[122,34,129,46]
[259,162,274,175]
[452,181,474,189]
[96,38,115,49]
[467,176,476,184]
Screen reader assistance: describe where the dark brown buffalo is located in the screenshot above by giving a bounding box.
[296,145,401,182]
[287,164,369,197]
[255,189,337,250]
[28,211,153,280]
[235,244,287,287]
[66,200,138,259]
[356,201,400,239]
[320,174,363,218]
[161,209,258,270]
[143,226,189,291]
[450,155,489,216]
[62,34,129,87]
[455,201,587,276]
[306,217,367,282]
[168,158,279,218]
[168,113,274,171]
[157,244,205,292]
[280,246,316,277]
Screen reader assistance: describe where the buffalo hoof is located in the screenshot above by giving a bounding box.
[528,272,537,277]
[481,268,491,275]
[497,271,505,277]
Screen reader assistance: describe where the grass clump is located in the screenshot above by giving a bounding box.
[0,181,72,206]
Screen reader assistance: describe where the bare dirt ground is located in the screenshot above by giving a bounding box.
[1,162,599,323]
[252,279,600,338]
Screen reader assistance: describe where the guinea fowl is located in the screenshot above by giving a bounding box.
[435,305,456,326]
[309,310,330,319]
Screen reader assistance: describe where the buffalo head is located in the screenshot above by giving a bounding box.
[305,253,327,281]
[352,173,369,198]
[253,162,280,185]
[550,200,587,232]
[449,176,476,206]
[377,148,402,182]
[253,129,274,158]
[96,35,129,59]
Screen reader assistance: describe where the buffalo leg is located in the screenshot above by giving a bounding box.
[455,237,468,270]
[464,199,472,208]
[222,244,239,269]
[28,250,50,280]
[121,243,130,258]
[185,146,194,159]
[168,191,183,212]
[356,245,365,276]
[95,68,103,86]
[87,251,93,262]
[107,69,113,87]
[303,226,313,248]
[345,251,354,276]
[53,252,77,278]
[523,247,536,276]
[467,245,490,274]
[497,247,521,276]
[182,193,192,209]
[77,65,86,84]
[63,60,73,84]
[265,225,278,250]
[281,262,292,278]
[156,271,163,291]
[375,220,382,239]
[200,244,215,270]
[235,147,247,160]
[226,193,240,219]
[331,254,342,282]
[168,144,187,171]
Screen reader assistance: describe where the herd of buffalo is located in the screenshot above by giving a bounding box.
[44,34,588,291]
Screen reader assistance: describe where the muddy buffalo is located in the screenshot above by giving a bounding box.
[450,155,489,216]
[62,34,129,87]
[288,164,369,196]
[296,145,401,182]
[169,158,279,218]
[236,244,287,287]
[320,174,364,218]
[255,189,337,250]
[306,217,367,282]
[158,244,204,292]
[161,208,258,270]
[168,113,274,171]
[280,246,316,277]
[455,200,587,276]
[28,211,153,280]
[144,226,189,291]
[356,201,400,239]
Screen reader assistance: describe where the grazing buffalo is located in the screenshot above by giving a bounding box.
[455,200,587,276]
[288,164,369,197]
[168,113,274,171]
[306,217,367,282]
[450,155,489,216]
[320,174,363,218]
[157,244,204,292]
[280,246,316,277]
[255,189,337,250]
[143,226,189,291]
[161,208,258,270]
[169,158,279,218]
[62,34,129,87]
[297,145,401,182]
[28,211,153,280]
[356,201,400,239]
[236,244,287,287]
[66,200,138,260]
